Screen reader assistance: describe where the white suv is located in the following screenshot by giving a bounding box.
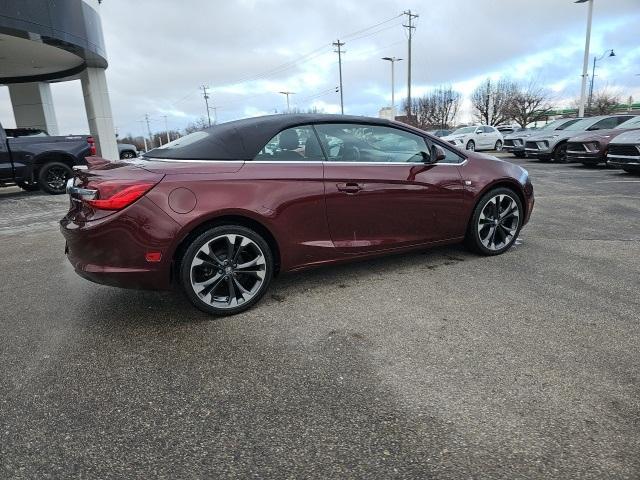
[441,125,504,152]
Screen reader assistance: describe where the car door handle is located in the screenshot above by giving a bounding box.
[336,182,363,194]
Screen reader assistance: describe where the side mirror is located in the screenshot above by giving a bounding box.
[475,128,483,134]
[423,146,446,163]
[434,145,447,162]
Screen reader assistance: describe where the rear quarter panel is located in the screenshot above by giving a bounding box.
[144,162,334,272]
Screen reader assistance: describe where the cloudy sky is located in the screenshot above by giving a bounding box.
[1,0,639,137]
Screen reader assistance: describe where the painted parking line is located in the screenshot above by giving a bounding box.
[595,180,640,183]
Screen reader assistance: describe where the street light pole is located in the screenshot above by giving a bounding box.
[576,0,594,118]
[587,49,615,113]
[382,57,402,115]
[278,91,295,113]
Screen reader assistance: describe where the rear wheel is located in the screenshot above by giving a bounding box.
[466,187,523,256]
[37,161,72,194]
[466,140,475,152]
[180,225,274,316]
[120,150,136,159]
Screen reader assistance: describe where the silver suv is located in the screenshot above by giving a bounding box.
[525,115,635,162]
[503,118,581,158]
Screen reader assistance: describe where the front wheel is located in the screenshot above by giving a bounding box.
[180,225,274,316]
[37,161,73,194]
[466,188,523,256]
[466,140,476,152]
[494,140,503,151]
[120,150,136,159]
[553,143,568,163]
[514,152,526,158]
[623,168,639,175]
[16,179,40,192]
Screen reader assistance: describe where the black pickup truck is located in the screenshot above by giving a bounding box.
[0,122,94,194]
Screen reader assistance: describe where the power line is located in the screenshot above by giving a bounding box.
[333,40,345,114]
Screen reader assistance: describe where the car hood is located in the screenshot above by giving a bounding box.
[569,127,640,143]
[609,129,640,145]
[526,130,578,142]
[441,133,469,141]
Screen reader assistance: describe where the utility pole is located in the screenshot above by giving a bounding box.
[163,115,170,143]
[403,10,418,119]
[576,0,593,118]
[138,120,149,152]
[201,85,212,126]
[144,113,153,149]
[333,40,345,114]
[278,91,295,113]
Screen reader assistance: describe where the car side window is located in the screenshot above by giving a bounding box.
[590,117,619,130]
[314,123,428,163]
[254,125,325,161]
[426,140,465,164]
[483,126,494,133]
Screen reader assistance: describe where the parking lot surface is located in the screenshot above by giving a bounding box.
[1,156,639,479]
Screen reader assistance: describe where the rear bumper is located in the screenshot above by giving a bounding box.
[60,197,181,290]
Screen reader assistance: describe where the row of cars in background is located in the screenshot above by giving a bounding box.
[0,124,139,194]
[503,114,640,173]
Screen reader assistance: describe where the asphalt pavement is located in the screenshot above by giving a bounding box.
[1,155,639,479]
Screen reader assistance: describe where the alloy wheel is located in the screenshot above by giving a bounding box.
[477,194,520,251]
[466,141,475,151]
[495,140,503,151]
[190,233,267,309]
[46,166,69,192]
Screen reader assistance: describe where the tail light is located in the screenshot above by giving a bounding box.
[87,136,97,156]
[85,179,159,211]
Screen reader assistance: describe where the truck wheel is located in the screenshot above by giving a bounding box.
[16,179,40,192]
[38,161,72,195]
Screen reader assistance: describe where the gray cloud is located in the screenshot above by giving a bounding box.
[1,0,638,136]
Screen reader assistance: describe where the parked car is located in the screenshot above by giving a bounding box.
[606,129,640,174]
[525,114,635,162]
[497,125,525,136]
[441,125,504,152]
[427,129,452,138]
[61,114,534,316]
[0,121,94,193]
[118,143,138,159]
[503,118,581,158]
[566,115,640,166]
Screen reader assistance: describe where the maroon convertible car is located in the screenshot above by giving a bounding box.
[61,115,534,315]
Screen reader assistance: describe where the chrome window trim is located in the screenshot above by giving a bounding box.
[139,158,467,166]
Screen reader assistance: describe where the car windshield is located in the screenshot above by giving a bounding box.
[615,116,640,129]
[563,118,602,131]
[452,127,476,134]
[540,119,576,131]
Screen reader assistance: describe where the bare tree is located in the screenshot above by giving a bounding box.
[471,78,518,126]
[184,116,209,134]
[506,81,553,127]
[590,89,620,115]
[409,85,461,130]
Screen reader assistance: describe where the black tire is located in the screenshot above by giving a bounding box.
[553,143,568,163]
[180,225,274,316]
[623,168,640,175]
[120,150,136,159]
[37,161,73,194]
[465,187,523,256]
[494,140,503,151]
[514,152,526,158]
[466,140,475,152]
[16,179,40,192]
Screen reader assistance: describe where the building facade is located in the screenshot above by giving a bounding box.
[0,0,118,159]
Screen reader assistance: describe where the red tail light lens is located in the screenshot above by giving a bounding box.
[87,136,97,156]
[86,180,158,211]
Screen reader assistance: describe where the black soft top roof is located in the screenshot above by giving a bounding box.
[145,114,408,160]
